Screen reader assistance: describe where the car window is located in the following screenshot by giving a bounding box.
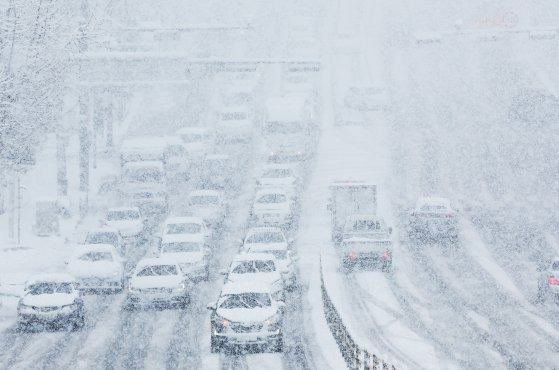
[78,251,114,262]
[255,260,275,272]
[352,220,382,232]
[161,242,202,253]
[419,204,447,212]
[86,232,118,245]
[262,169,291,178]
[552,261,559,270]
[246,232,285,243]
[231,260,275,273]
[136,265,178,277]
[189,195,219,205]
[166,223,201,234]
[219,293,271,309]
[265,122,304,134]
[28,282,73,295]
[107,210,139,221]
[123,168,164,183]
[257,194,286,204]
[221,112,248,120]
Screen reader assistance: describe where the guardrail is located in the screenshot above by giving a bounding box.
[320,261,396,370]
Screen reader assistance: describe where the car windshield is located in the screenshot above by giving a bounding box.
[77,251,114,262]
[419,204,448,212]
[181,134,202,143]
[219,293,271,309]
[189,195,218,205]
[107,210,139,221]
[123,168,163,183]
[221,112,248,120]
[86,232,118,245]
[231,260,276,274]
[162,242,202,253]
[27,282,73,295]
[246,232,285,243]
[262,169,291,178]
[351,220,383,232]
[257,194,286,204]
[265,122,304,134]
[136,265,178,276]
[166,223,201,234]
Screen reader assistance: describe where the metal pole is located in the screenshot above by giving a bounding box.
[17,174,20,244]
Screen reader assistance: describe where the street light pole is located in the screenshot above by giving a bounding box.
[17,174,20,244]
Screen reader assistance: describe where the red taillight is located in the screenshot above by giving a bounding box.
[348,252,358,260]
[383,251,392,259]
[548,276,559,285]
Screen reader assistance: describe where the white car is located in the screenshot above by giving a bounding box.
[176,126,213,160]
[103,207,146,239]
[126,258,194,309]
[408,197,459,243]
[225,253,284,300]
[242,227,297,290]
[199,154,234,190]
[341,215,393,272]
[538,257,559,303]
[256,164,300,197]
[207,282,285,353]
[17,274,84,331]
[251,188,293,229]
[159,234,211,281]
[162,216,211,245]
[67,244,125,292]
[186,190,227,227]
[215,106,254,143]
[85,227,124,254]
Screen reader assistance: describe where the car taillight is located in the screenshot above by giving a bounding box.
[383,251,392,259]
[348,252,357,260]
[548,276,559,285]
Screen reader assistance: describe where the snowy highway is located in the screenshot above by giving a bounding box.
[2,0,559,369]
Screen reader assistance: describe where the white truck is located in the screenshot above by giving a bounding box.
[327,181,377,242]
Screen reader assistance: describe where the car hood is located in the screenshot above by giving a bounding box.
[217,306,278,323]
[130,275,183,289]
[22,293,77,308]
[160,251,205,264]
[68,261,122,278]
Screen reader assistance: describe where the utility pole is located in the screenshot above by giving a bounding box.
[17,175,20,244]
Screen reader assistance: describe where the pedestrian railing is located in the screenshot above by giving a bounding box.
[320,261,397,370]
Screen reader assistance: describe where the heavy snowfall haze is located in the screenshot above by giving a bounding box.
[1,0,559,369]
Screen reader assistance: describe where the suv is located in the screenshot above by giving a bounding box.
[17,274,85,331]
[207,282,285,353]
[341,215,393,272]
[408,197,458,243]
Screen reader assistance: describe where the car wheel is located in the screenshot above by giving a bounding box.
[16,320,29,333]
[342,260,355,273]
[381,260,393,273]
[271,337,283,353]
[210,336,221,353]
[72,315,85,331]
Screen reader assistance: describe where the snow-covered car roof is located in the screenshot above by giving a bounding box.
[329,180,376,188]
[220,281,272,295]
[176,126,210,135]
[26,273,76,286]
[255,188,288,196]
[246,226,284,235]
[107,206,141,213]
[189,189,221,197]
[164,216,205,225]
[74,243,119,254]
[162,233,204,244]
[233,252,277,262]
[122,161,165,170]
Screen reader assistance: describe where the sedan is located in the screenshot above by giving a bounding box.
[67,244,125,293]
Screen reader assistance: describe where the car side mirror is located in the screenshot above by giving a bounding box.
[206,302,217,310]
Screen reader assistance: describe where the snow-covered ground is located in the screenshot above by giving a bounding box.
[2,0,559,368]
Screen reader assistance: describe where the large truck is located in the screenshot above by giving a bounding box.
[327,181,377,242]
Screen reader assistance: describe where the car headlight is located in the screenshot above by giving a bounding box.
[175,282,186,292]
[264,315,281,331]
